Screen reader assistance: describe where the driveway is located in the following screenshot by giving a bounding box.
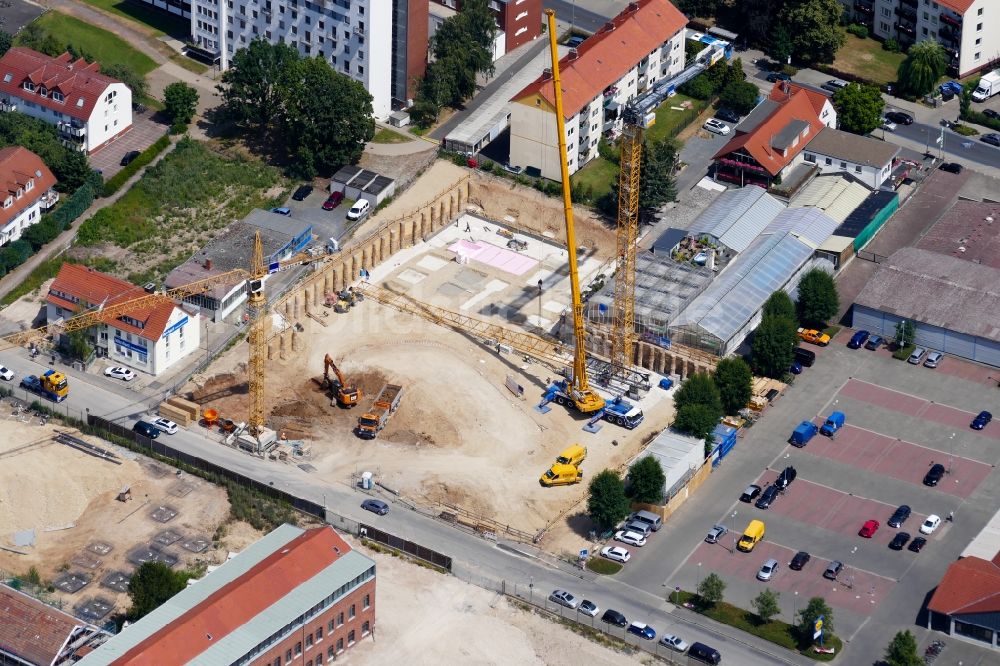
[90,114,169,179]
[280,186,355,247]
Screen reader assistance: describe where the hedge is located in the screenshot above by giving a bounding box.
[962,109,1000,132]
[101,133,171,198]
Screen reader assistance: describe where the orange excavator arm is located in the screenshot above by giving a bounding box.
[322,353,362,407]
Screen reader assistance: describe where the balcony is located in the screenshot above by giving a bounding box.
[58,122,86,138]
[899,0,917,7]
[59,138,85,152]
[895,22,916,36]
[854,2,874,15]
[0,101,15,113]
[940,13,961,28]
[353,25,364,37]
[39,190,60,210]
[895,7,916,21]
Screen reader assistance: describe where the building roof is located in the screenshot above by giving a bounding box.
[511,0,687,117]
[651,227,688,253]
[761,206,839,247]
[713,85,827,176]
[963,507,1000,561]
[0,146,57,229]
[80,525,375,665]
[803,127,900,168]
[670,227,833,344]
[634,428,704,497]
[834,189,898,239]
[47,263,178,341]
[915,200,1000,270]
[854,247,1000,341]
[927,554,1000,616]
[789,175,871,225]
[688,185,785,253]
[0,584,86,665]
[936,0,975,14]
[0,47,122,121]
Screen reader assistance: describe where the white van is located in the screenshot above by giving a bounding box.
[347,199,370,221]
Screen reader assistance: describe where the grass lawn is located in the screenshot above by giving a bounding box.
[585,558,623,575]
[571,156,618,200]
[79,0,189,38]
[22,12,157,76]
[409,125,430,137]
[373,128,413,144]
[833,35,905,85]
[644,93,708,144]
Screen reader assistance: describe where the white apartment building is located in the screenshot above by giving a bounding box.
[847,0,999,77]
[0,146,58,246]
[0,48,132,154]
[47,264,202,376]
[508,0,687,180]
[191,0,394,119]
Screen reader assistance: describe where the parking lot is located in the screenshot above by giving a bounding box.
[617,329,1000,661]
[279,184,357,246]
[89,115,168,179]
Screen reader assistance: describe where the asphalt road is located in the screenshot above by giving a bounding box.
[0,346,809,666]
[889,119,1000,169]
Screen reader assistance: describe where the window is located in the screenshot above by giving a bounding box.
[316,626,323,641]
[295,642,302,656]
[272,658,280,666]
[349,604,356,620]
[327,620,334,632]
[285,649,292,663]
[328,646,335,659]
[880,21,890,31]
[362,621,370,636]
[306,634,313,648]
[977,22,983,31]
[337,612,344,626]
[803,153,816,163]
[854,165,862,174]
[839,161,847,169]
[336,638,344,653]
[977,37,982,45]
[824,157,832,166]
[347,630,355,646]
[363,594,370,610]
[316,655,323,665]
[975,52,981,60]
[23,81,34,92]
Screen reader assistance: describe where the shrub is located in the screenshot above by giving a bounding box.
[883,38,901,53]
[892,343,916,361]
[953,124,979,136]
[846,24,869,39]
[101,134,171,198]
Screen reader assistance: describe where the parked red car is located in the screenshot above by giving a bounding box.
[322,191,344,210]
[859,519,880,538]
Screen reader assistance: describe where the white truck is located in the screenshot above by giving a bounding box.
[973,71,1000,102]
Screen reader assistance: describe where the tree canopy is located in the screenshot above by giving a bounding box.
[763,290,796,321]
[897,40,947,97]
[697,572,726,607]
[779,0,846,65]
[797,596,834,641]
[0,31,13,58]
[833,83,885,135]
[674,403,722,442]
[719,81,761,115]
[638,138,679,223]
[674,372,723,415]
[796,268,839,326]
[884,630,922,666]
[101,63,149,103]
[752,588,781,624]
[713,357,753,415]
[164,82,199,128]
[127,561,188,621]
[587,469,630,530]
[627,456,666,504]
[752,314,798,377]
[218,39,374,175]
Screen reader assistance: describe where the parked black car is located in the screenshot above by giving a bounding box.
[775,466,797,491]
[766,71,791,82]
[739,484,762,503]
[292,184,314,201]
[889,532,911,550]
[939,162,964,174]
[971,410,993,430]
[755,484,780,510]
[888,505,911,528]
[885,111,914,125]
[980,133,1000,147]
[984,109,1000,121]
[601,609,628,627]
[923,463,946,486]
[120,150,141,167]
[909,536,927,553]
[715,108,742,124]
[789,551,811,570]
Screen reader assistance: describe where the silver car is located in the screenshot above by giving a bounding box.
[757,558,779,581]
[908,347,927,364]
[703,118,731,135]
[548,589,579,609]
[705,524,728,544]
[924,351,943,368]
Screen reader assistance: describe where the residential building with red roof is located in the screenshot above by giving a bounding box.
[508,0,688,179]
[78,525,376,666]
[0,47,132,154]
[0,146,58,246]
[842,0,997,77]
[46,263,200,376]
[0,584,110,665]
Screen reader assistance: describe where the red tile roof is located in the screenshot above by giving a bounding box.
[928,555,1000,616]
[112,527,355,665]
[769,81,830,117]
[937,0,975,13]
[713,85,827,176]
[512,0,687,117]
[0,146,57,229]
[0,584,82,666]
[47,263,177,340]
[0,47,121,121]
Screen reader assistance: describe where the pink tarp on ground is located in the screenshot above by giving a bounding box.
[448,240,538,276]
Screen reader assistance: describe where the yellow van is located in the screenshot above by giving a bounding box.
[555,444,587,467]
[540,463,583,487]
[737,520,765,552]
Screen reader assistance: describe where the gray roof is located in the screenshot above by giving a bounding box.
[772,119,811,150]
[687,185,786,253]
[633,429,704,498]
[761,207,839,247]
[738,99,779,133]
[789,175,871,224]
[670,229,827,344]
[652,227,688,253]
[805,127,900,167]
[854,247,1000,341]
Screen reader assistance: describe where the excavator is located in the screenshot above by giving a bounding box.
[322,353,362,407]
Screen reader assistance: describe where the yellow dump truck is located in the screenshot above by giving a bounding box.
[737,519,766,552]
[555,444,587,466]
[540,463,583,487]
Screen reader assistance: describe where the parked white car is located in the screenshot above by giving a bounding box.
[600,546,631,563]
[881,117,897,132]
[659,633,689,652]
[104,366,136,381]
[920,514,942,535]
[0,365,14,381]
[614,530,647,547]
[150,418,179,435]
[703,118,731,135]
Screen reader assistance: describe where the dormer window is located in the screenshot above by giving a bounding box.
[22,81,35,92]
[39,86,47,97]
[15,187,23,198]
[802,126,810,137]
[52,91,64,103]
[2,197,11,208]
[25,179,34,192]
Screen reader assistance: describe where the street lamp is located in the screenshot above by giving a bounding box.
[529,576,534,604]
[697,562,703,591]
[793,590,799,621]
[730,510,738,555]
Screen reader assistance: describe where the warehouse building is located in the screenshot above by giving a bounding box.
[852,247,1000,367]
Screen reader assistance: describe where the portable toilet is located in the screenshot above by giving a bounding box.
[361,471,373,489]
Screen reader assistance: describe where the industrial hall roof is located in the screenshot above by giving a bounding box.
[687,185,785,253]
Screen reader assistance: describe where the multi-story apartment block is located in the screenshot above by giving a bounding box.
[0,47,132,154]
[183,0,429,119]
[0,146,58,247]
[844,0,999,77]
[430,0,542,57]
[508,0,687,180]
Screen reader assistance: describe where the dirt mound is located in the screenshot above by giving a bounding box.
[350,368,393,397]
[188,372,247,402]
[271,399,325,418]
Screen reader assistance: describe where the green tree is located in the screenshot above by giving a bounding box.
[751,588,781,624]
[767,23,794,64]
[719,81,761,115]
[884,629,922,666]
[697,572,726,607]
[897,40,947,97]
[587,469,630,530]
[18,23,65,57]
[734,0,779,47]
[627,455,665,504]
[678,0,722,17]
[127,561,187,621]
[219,38,300,133]
[674,371,723,416]
[638,138,679,223]
[282,58,374,174]
[0,114,91,191]
[762,290,796,321]
[0,31,13,58]
[674,403,721,441]
[796,268,839,325]
[833,82,885,135]
[713,357,753,415]
[779,0,847,65]
[894,319,915,347]
[65,329,93,362]
[163,82,199,126]
[100,63,149,103]
[752,315,798,377]
[797,596,834,643]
